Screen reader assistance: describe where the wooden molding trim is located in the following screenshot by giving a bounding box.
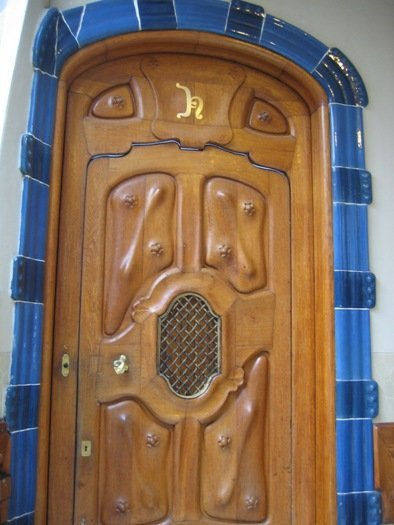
[374,423,394,523]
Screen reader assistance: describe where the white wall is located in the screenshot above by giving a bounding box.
[0,0,48,409]
[0,0,393,419]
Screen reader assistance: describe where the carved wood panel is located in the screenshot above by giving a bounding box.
[201,353,268,522]
[104,174,175,334]
[204,177,267,293]
[79,53,296,167]
[73,143,291,524]
[99,400,172,524]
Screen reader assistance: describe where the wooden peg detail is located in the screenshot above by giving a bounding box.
[249,99,288,135]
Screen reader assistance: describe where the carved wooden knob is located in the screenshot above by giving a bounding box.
[245,495,259,510]
[146,433,160,448]
[258,111,271,122]
[123,194,138,207]
[110,95,125,108]
[115,499,130,513]
[150,242,164,256]
[243,201,256,215]
[218,244,232,258]
[217,435,231,448]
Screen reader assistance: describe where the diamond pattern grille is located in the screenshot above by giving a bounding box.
[158,293,221,398]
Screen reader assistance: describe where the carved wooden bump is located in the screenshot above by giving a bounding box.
[249,99,289,135]
[217,435,231,448]
[123,194,138,207]
[115,499,130,514]
[104,174,175,335]
[245,495,259,510]
[91,85,134,119]
[146,433,160,448]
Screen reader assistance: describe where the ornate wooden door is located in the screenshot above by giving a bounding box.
[46,45,332,524]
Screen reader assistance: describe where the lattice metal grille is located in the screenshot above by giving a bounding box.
[158,293,221,398]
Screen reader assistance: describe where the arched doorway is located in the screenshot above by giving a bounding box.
[37,31,335,524]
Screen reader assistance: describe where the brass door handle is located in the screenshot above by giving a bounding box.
[113,354,129,375]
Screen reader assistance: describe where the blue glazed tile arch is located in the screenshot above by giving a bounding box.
[7,1,380,523]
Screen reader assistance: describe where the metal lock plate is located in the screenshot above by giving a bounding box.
[61,353,70,377]
[81,440,92,457]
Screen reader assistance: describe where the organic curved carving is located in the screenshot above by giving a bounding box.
[204,178,267,293]
[201,353,268,522]
[99,400,171,523]
[104,174,175,335]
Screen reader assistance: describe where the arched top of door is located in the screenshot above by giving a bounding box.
[29,0,367,152]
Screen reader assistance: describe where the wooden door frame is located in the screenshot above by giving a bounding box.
[37,31,335,523]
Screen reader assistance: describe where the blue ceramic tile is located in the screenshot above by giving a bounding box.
[55,10,79,76]
[20,134,52,185]
[329,48,368,107]
[337,492,381,525]
[313,49,368,107]
[78,0,140,47]
[225,0,264,43]
[62,6,84,38]
[5,385,40,432]
[11,256,45,304]
[8,513,35,525]
[336,380,378,419]
[32,8,58,75]
[332,167,372,204]
[313,57,352,106]
[333,204,369,271]
[18,178,49,261]
[138,0,177,30]
[330,103,365,169]
[10,302,43,385]
[334,271,375,309]
[175,0,228,34]
[260,15,328,72]
[8,430,38,519]
[336,419,374,492]
[335,309,372,380]
[27,71,58,146]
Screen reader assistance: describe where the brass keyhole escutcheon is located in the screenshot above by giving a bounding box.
[113,354,129,375]
[61,353,70,377]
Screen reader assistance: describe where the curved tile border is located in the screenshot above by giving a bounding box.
[6,1,379,523]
